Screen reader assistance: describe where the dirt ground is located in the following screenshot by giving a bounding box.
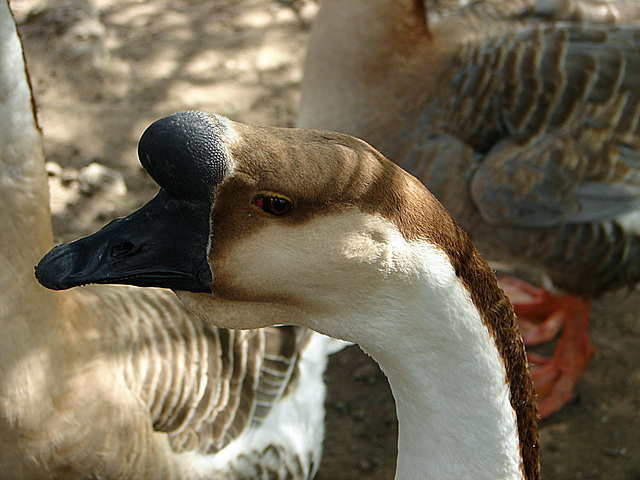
[10,0,640,478]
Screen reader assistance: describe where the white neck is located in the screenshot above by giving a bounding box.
[339,240,523,480]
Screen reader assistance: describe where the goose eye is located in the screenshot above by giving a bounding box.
[251,194,293,217]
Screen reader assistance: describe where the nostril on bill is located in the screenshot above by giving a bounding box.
[110,242,136,258]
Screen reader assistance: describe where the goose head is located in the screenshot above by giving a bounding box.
[36,111,459,340]
[36,111,539,479]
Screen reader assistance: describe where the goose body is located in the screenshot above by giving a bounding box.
[297,0,640,416]
[0,3,330,477]
[37,111,540,479]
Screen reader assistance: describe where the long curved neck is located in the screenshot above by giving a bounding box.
[0,0,59,325]
[349,239,538,480]
[375,306,522,480]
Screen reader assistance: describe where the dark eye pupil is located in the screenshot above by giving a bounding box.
[253,195,292,216]
[269,198,287,214]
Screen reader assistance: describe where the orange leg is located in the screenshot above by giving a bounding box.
[498,276,596,419]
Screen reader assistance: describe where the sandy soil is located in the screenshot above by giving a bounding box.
[10,0,640,478]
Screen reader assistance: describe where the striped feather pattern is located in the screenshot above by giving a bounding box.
[124,319,304,455]
[90,286,314,473]
[2,282,321,479]
[443,25,640,149]
[421,23,640,293]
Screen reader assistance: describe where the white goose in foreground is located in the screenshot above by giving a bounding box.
[1,3,330,477]
[37,111,541,480]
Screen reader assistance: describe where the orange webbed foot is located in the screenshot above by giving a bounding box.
[498,276,596,418]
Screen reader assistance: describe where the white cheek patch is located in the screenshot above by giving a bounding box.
[214,210,406,311]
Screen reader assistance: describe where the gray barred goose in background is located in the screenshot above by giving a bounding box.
[0,2,335,478]
[36,110,540,480]
[297,0,640,418]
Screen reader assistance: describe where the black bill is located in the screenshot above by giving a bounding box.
[35,189,213,292]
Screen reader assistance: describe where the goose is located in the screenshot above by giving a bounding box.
[0,3,333,478]
[297,0,640,417]
[36,110,540,480]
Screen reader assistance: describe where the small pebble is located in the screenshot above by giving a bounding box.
[78,162,127,195]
